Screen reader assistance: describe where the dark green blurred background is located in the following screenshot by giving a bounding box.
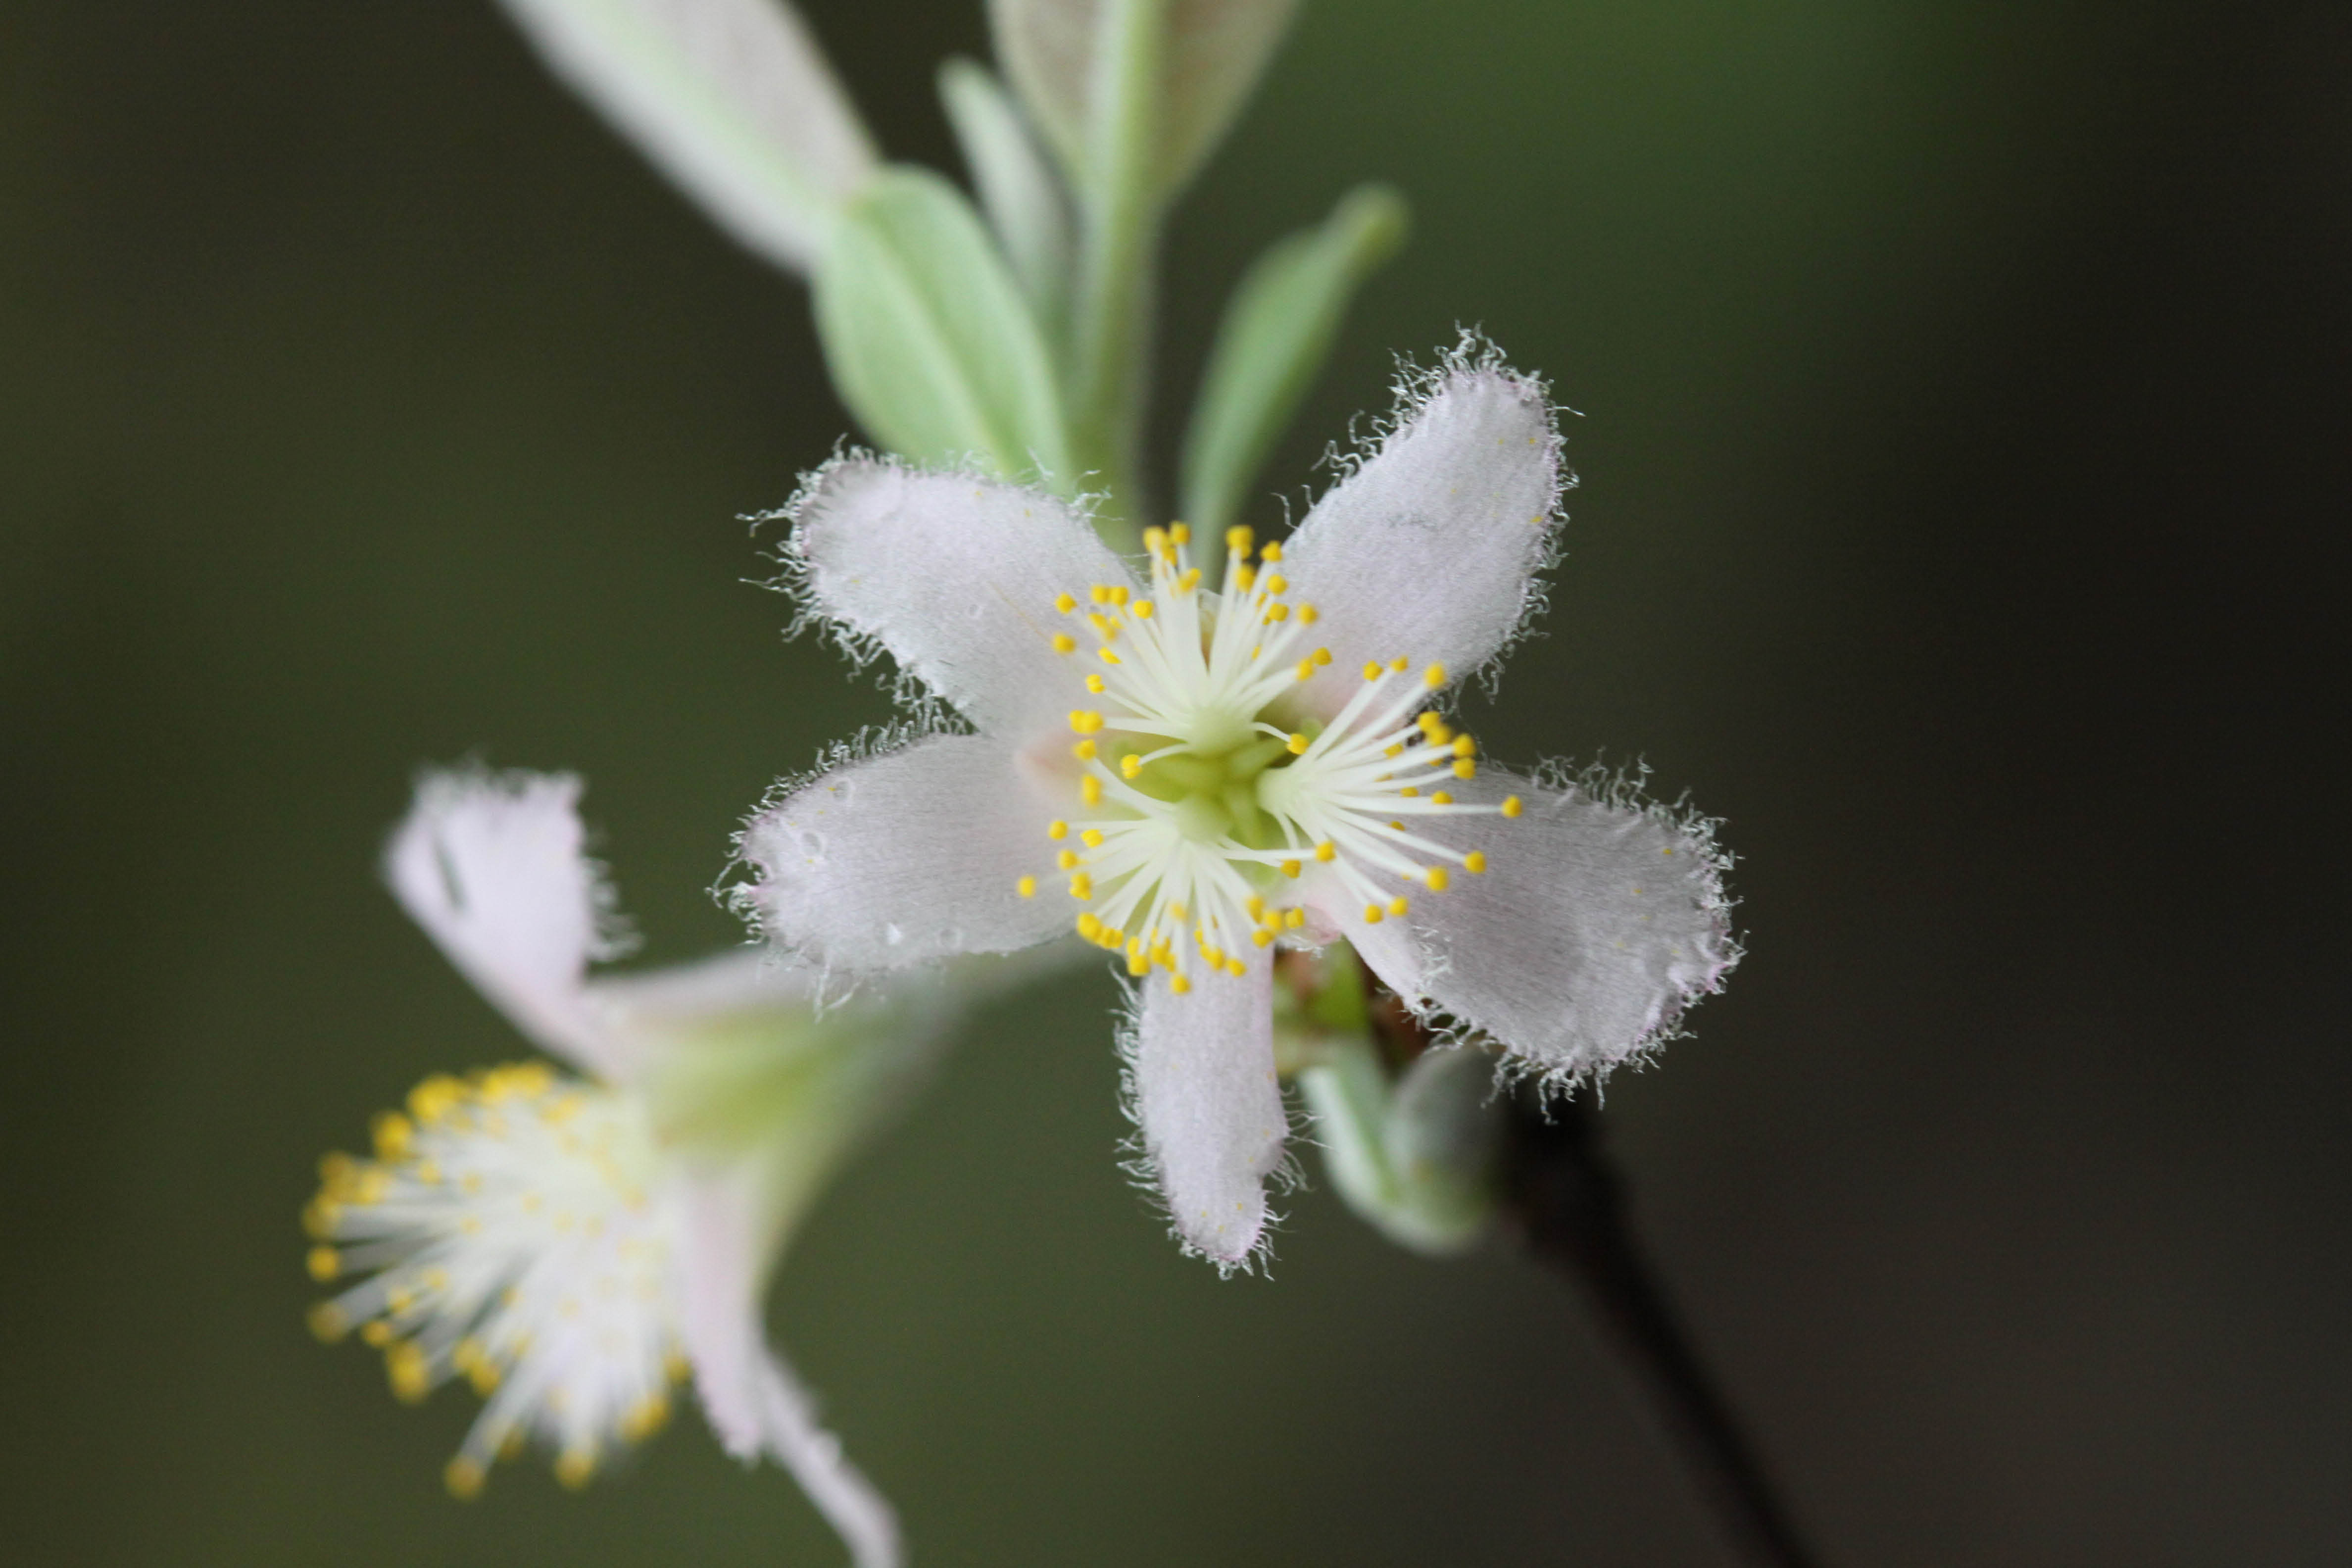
[6,1,2348,1563]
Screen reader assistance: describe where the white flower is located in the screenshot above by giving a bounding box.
[734,343,1738,1268]
[307,769,947,1568]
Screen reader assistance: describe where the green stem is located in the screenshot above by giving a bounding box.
[1069,0,1165,551]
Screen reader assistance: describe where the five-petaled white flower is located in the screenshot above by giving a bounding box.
[307,768,951,1568]
[735,344,1738,1268]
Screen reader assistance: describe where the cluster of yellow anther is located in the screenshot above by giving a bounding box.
[1012,520,1526,992]
[303,1061,680,1499]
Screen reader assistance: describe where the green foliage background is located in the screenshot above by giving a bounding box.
[4,1,2346,1563]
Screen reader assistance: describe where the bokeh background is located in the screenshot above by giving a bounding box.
[6,1,2348,1563]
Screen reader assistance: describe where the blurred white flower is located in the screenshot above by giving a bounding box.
[307,769,957,1568]
[733,342,1739,1269]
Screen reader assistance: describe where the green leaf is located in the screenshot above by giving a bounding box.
[813,166,1076,488]
[939,58,1074,334]
[492,0,878,275]
[1178,184,1409,534]
[989,0,1300,199]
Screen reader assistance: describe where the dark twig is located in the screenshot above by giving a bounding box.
[1503,1094,1821,1568]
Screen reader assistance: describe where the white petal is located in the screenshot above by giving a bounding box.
[495,0,877,275]
[1395,770,1736,1078]
[737,733,1072,971]
[788,456,1133,733]
[383,768,627,1075]
[1125,955,1287,1267]
[1278,358,1561,702]
[676,1171,901,1568]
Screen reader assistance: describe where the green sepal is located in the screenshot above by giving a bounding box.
[1178,184,1408,535]
[938,57,1074,335]
[814,164,1076,489]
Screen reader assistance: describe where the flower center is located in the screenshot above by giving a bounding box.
[1017,524,1520,990]
[304,1061,685,1497]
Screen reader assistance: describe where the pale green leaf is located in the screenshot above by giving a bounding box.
[813,167,1076,488]
[1178,184,1408,534]
[939,58,1075,332]
[988,0,1300,199]
[495,0,878,275]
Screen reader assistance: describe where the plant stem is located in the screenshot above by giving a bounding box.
[1504,1095,1823,1568]
[1069,0,1165,548]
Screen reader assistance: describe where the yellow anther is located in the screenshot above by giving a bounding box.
[1133,599,1155,620]
[1465,851,1489,874]
[1089,584,1111,604]
[1453,735,1476,758]
[318,1150,356,1190]
[1170,523,1192,545]
[1399,785,1419,797]
[1280,859,1302,878]
[1170,974,1193,995]
[1287,733,1309,755]
[1099,648,1122,665]
[1087,612,1115,638]
[1299,603,1321,624]
[1418,710,1443,733]
[1052,633,1077,654]
[1016,875,1037,898]
[1081,829,1105,847]
[1225,958,1247,977]
[1423,662,1446,687]
[1076,913,1103,940]
[1313,841,1336,862]
[1252,928,1275,947]
[1385,743,1403,758]
[1261,539,1283,562]
[1431,791,1453,804]
[1265,602,1290,622]
[1111,585,1130,606]
[467,1357,502,1397]
[1388,896,1410,917]
[1263,574,1287,595]
[1364,662,1382,681]
[408,1073,465,1126]
[370,1111,413,1160]
[306,1302,349,1343]
[622,1394,671,1441]
[1663,846,1676,857]
[1179,566,1202,591]
[360,1319,394,1348]
[1072,740,1097,761]
[555,1449,597,1491]
[1101,926,1127,949]
[1425,866,1451,892]
[1168,900,1189,921]
[306,1246,340,1282]
[445,1457,487,1501]
[1295,659,1316,681]
[1071,709,1103,733]
[1085,673,1106,693]
[1225,525,1254,556]
[1055,592,1078,614]
[387,1341,431,1404]
[1285,907,1306,929]
[1362,904,1384,924]
[302,1196,341,1239]
[1501,795,1523,817]
[1313,647,1332,665]
[1244,894,1266,919]
[1128,953,1151,976]
[1120,754,1142,779]
[1234,564,1257,592]
[1453,759,1477,779]
[1081,776,1103,805]
[1048,820,1069,839]
[1142,526,1167,553]
[1069,873,1093,900]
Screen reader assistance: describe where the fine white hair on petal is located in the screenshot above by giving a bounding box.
[774,452,1135,733]
[676,1172,901,1568]
[493,0,878,275]
[1121,954,1288,1270]
[1381,765,1738,1088]
[384,767,634,1076]
[1279,334,1567,705]
[734,731,1074,972]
